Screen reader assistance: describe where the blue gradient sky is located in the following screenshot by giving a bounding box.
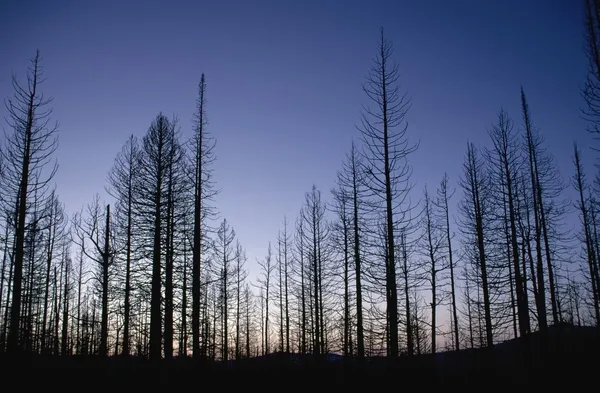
[0,0,593,279]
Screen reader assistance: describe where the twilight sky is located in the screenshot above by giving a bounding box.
[0,0,593,279]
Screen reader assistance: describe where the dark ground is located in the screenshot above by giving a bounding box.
[2,325,598,388]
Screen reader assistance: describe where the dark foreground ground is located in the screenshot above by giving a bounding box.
[2,325,598,388]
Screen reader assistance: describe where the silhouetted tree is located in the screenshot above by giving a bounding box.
[436,174,460,350]
[190,74,217,358]
[331,182,352,357]
[283,218,291,353]
[0,212,11,350]
[582,0,600,151]
[135,113,179,360]
[179,223,190,356]
[60,246,72,356]
[234,241,248,360]
[459,143,493,347]
[1,51,58,353]
[256,244,274,354]
[572,144,600,324]
[40,191,67,353]
[300,185,329,357]
[419,186,443,354]
[74,240,86,355]
[358,28,418,358]
[335,142,367,359]
[106,134,140,356]
[273,218,292,354]
[213,218,237,361]
[243,283,252,358]
[163,118,186,360]
[521,88,564,329]
[277,230,284,352]
[72,196,115,357]
[485,109,530,337]
[294,214,308,354]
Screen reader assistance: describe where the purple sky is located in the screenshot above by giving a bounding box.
[0,0,594,279]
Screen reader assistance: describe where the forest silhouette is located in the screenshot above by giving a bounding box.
[1,4,600,387]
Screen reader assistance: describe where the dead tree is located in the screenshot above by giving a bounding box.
[358,29,418,358]
[2,51,58,353]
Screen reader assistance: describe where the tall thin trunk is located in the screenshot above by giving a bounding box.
[284,219,290,354]
[264,267,270,355]
[76,245,83,355]
[192,75,206,358]
[573,145,600,323]
[7,56,38,354]
[278,236,283,352]
[299,222,307,354]
[99,205,110,357]
[401,231,413,355]
[498,118,530,337]
[468,145,493,347]
[164,162,174,360]
[236,251,241,360]
[42,203,56,352]
[342,205,350,357]
[352,150,365,359]
[122,158,134,356]
[502,189,518,338]
[150,137,164,361]
[180,247,188,356]
[380,36,399,359]
[522,88,548,331]
[54,264,61,355]
[312,203,320,357]
[0,222,10,350]
[465,268,474,348]
[245,288,251,358]
[61,250,70,356]
[424,190,437,354]
[441,175,460,350]
[222,233,229,361]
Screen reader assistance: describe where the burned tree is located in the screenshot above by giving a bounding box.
[72,196,115,357]
[106,134,140,355]
[358,29,418,358]
[1,51,58,353]
[190,74,217,358]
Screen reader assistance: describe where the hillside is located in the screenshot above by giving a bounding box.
[2,324,597,388]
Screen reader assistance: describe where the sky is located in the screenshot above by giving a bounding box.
[0,0,594,283]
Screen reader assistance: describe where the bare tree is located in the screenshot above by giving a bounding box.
[582,0,600,152]
[255,244,274,354]
[485,109,530,337]
[134,113,179,360]
[458,143,493,347]
[1,51,58,353]
[190,74,217,358]
[212,218,237,361]
[572,144,600,323]
[335,142,367,359]
[40,191,67,353]
[106,134,140,355]
[280,217,291,353]
[521,88,564,329]
[60,246,72,356]
[294,213,308,354]
[300,185,329,357]
[234,241,248,360]
[436,174,460,350]
[419,186,444,354]
[358,28,418,358]
[331,182,352,357]
[72,196,116,356]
